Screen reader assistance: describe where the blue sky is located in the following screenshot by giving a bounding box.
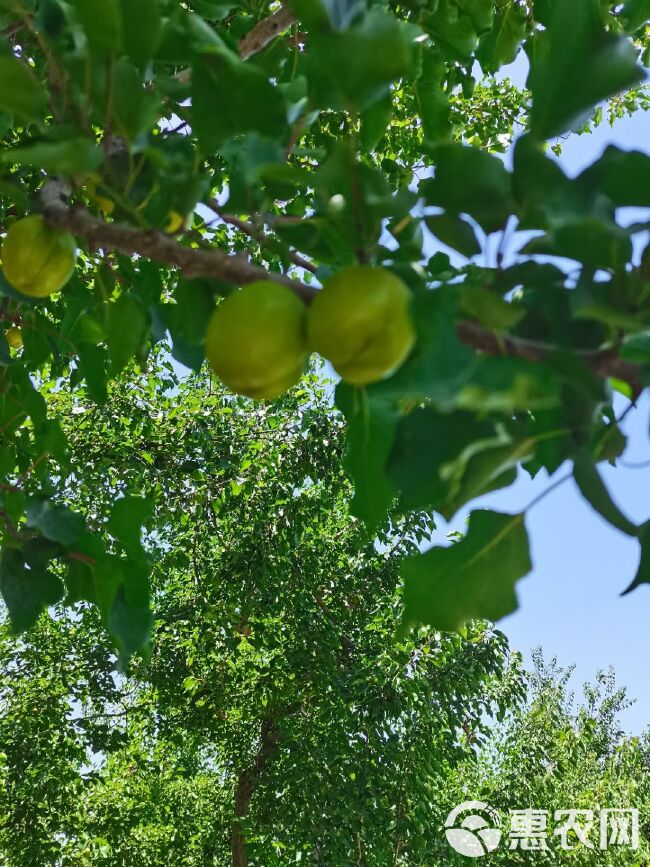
[427,58,650,733]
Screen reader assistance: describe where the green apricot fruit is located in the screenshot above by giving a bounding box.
[1,215,77,298]
[307,265,416,385]
[205,281,309,400]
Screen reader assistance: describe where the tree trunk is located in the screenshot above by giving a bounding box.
[231,718,278,867]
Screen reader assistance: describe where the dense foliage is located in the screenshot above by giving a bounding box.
[0,367,525,865]
[1,369,648,863]
[0,0,648,659]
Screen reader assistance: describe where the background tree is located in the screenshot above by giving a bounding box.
[439,652,650,864]
[0,364,524,865]
[0,0,649,658]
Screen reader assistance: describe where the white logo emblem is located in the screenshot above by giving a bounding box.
[445,801,502,857]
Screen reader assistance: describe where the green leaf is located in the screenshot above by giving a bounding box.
[119,0,162,64]
[25,498,85,546]
[108,495,153,554]
[0,55,48,122]
[476,6,528,72]
[523,218,632,271]
[105,294,149,374]
[359,94,392,152]
[425,214,481,258]
[192,50,287,151]
[621,331,650,364]
[422,0,478,59]
[1,137,104,176]
[112,59,159,140]
[622,520,650,594]
[335,383,398,533]
[0,542,64,632]
[439,439,534,520]
[388,408,497,512]
[528,0,644,140]
[457,0,494,33]
[579,146,650,208]
[307,11,419,111]
[415,49,452,145]
[402,510,531,631]
[77,344,108,403]
[108,584,153,665]
[573,455,638,537]
[420,144,513,233]
[373,291,478,407]
[621,0,650,32]
[459,284,524,331]
[73,0,123,55]
[513,136,588,229]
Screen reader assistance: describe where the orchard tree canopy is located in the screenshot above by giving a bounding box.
[0,0,649,661]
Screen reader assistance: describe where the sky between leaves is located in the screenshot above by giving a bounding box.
[422,54,650,733]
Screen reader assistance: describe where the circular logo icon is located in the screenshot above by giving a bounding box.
[445,801,502,858]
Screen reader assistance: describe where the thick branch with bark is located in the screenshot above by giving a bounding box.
[40,189,643,391]
[42,193,316,303]
[239,5,297,60]
[232,718,279,867]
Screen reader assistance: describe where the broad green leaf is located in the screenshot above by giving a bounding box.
[513,136,589,229]
[621,331,650,363]
[459,285,524,331]
[360,94,392,152]
[119,0,162,64]
[112,59,159,140]
[422,0,478,59]
[77,344,108,403]
[105,294,149,374]
[73,0,123,55]
[621,0,650,32]
[1,138,103,176]
[335,383,399,533]
[192,50,287,151]
[440,439,534,520]
[425,214,481,258]
[402,510,531,631]
[25,498,85,546]
[476,6,528,72]
[415,49,452,145]
[109,585,153,665]
[622,520,650,594]
[528,0,643,140]
[457,0,494,33]
[0,55,49,122]
[420,144,513,233]
[373,291,478,407]
[0,541,64,632]
[388,408,497,512]
[573,455,638,537]
[307,11,419,111]
[108,495,153,553]
[522,218,632,271]
[579,146,650,208]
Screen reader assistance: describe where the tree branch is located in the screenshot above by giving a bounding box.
[238,5,297,61]
[42,192,316,303]
[207,198,317,274]
[40,186,643,391]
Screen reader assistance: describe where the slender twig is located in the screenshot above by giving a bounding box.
[207,199,317,274]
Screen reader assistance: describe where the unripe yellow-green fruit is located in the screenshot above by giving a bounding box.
[205,281,308,400]
[307,265,416,386]
[5,326,22,350]
[1,215,77,298]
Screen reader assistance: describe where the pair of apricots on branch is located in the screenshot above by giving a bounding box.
[1,215,416,394]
